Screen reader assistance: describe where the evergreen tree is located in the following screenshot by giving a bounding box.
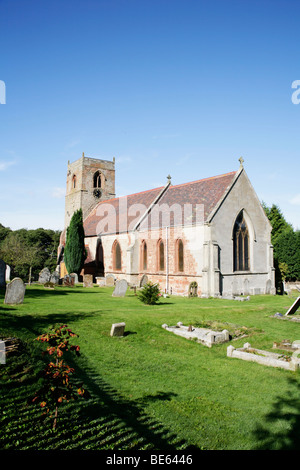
[64,209,86,275]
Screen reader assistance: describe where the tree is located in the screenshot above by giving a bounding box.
[262,202,293,247]
[138,282,161,305]
[63,209,86,275]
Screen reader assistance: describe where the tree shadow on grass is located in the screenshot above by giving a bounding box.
[0,308,106,339]
[1,348,200,451]
[253,376,300,450]
[58,356,199,451]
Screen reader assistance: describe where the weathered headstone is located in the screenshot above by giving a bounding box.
[5,264,10,282]
[112,279,128,297]
[0,259,6,288]
[71,273,78,284]
[63,274,75,287]
[0,341,5,364]
[50,271,60,285]
[105,274,115,286]
[140,274,148,287]
[38,267,51,284]
[110,322,126,337]
[83,274,93,288]
[4,278,25,305]
[285,297,300,316]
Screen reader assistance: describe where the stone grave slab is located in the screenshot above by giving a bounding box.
[140,274,148,287]
[110,322,126,337]
[4,278,26,305]
[227,342,300,371]
[50,271,60,285]
[285,296,300,316]
[162,322,230,348]
[63,275,75,287]
[112,279,128,297]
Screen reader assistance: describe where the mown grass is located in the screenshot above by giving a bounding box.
[1,285,300,450]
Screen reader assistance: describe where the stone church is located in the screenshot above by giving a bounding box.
[58,153,275,297]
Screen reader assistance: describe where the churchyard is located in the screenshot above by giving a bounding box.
[1,283,300,450]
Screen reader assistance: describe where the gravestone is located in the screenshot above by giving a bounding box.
[0,340,5,364]
[4,278,26,305]
[110,322,126,337]
[63,274,74,287]
[38,267,51,284]
[285,297,300,316]
[105,274,115,286]
[0,259,6,288]
[140,274,148,287]
[71,273,78,284]
[112,279,128,297]
[83,274,93,288]
[50,271,60,285]
[5,265,11,282]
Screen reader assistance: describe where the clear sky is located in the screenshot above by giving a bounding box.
[0,0,299,231]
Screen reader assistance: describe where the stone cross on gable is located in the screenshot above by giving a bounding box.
[167,174,172,184]
[239,157,244,167]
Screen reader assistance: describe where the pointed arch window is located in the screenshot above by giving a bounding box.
[177,239,184,272]
[113,240,122,271]
[233,211,249,271]
[72,174,77,189]
[158,239,164,271]
[93,171,102,188]
[141,240,147,271]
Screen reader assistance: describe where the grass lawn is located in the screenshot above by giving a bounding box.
[1,284,300,450]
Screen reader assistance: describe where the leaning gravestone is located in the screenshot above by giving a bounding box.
[83,274,93,287]
[285,297,300,316]
[71,273,78,284]
[38,267,51,284]
[105,274,115,286]
[110,322,126,337]
[4,278,26,305]
[0,259,6,288]
[112,279,128,297]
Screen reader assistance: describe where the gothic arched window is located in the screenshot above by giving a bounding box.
[93,171,102,188]
[233,211,249,271]
[177,239,184,272]
[158,239,164,271]
[141,240,147,271]
[113,240,122,271]
[72,174,77,189]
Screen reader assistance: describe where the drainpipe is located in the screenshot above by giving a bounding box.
[166,226,169,294]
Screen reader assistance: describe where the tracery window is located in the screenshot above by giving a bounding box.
[233,211,249,271]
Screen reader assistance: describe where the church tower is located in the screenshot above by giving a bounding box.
[64,153,115,227]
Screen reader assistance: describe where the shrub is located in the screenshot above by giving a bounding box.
[138,282,161,305]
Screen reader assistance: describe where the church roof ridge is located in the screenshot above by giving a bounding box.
[167,170,237,189]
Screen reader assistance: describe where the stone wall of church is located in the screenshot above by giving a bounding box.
[207,169,275,296]
[84,223,206,295]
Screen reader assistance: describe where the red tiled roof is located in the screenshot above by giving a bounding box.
[83,171,238,236]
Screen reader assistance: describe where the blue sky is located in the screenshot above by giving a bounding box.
[0,0,299,231]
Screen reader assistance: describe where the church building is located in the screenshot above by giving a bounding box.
[58,153,275,297]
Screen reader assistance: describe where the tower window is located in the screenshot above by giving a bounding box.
[93,171,102,188]
[72,174,77,189]
[233,211,250,271]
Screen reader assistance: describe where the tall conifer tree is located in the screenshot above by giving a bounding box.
[64,209,86,274]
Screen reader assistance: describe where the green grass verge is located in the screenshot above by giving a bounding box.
[1,285,300,450]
